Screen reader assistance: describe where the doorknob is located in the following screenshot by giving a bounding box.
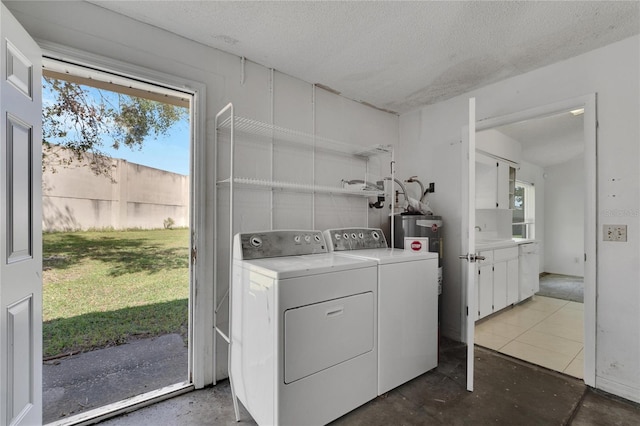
[459,254,486,262]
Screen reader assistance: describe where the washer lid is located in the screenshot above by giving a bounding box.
[236,252,376,279]
[336,248,437,265]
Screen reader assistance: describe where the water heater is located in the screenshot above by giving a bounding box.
[393,214,443,294]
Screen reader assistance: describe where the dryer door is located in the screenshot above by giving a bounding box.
[284,292,374,384]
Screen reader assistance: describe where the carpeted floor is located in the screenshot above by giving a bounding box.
[537,273,584,303]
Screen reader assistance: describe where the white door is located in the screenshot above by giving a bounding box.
[0,4,42,424]
[461,98,476,392]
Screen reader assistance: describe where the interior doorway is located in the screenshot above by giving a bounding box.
[40,59,194,423]
[472,97,596,384]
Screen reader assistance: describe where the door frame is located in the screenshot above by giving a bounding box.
[474,94,597,387]
[36,42,213,417]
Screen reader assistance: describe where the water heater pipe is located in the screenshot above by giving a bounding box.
[405,176,426,203]
[384,177,408,210]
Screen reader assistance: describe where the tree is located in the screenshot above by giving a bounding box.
[42,76,188,179]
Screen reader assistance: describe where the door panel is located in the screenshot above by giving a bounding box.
[1,4,42,424]
[6,40,33,98]
[7,114,33,262]
[7,296,34,422]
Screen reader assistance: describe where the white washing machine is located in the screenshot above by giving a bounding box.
[230,230,378,426]
[324,227,439,395]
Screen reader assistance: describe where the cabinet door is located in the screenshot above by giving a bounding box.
[476,154,498,209]
[477,263,493,319]
[532,270,540,294]
[493,261,508,312]
[508,166,516,209]
[506,258,519,305]
[496,162,510,209]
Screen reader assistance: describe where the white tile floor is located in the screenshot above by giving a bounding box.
[475,295,584,379]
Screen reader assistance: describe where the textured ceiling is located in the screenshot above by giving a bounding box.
[88,1,640,114]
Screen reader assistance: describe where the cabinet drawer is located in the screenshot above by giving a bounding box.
[494,247,518,261]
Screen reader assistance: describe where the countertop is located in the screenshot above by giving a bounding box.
[476,238,538,250]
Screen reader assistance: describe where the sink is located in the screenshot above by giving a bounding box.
[475,238,518,249]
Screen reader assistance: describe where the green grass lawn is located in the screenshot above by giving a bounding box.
[43,228,190,358]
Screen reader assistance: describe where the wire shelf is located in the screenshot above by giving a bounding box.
[217,177,385,197]
[217,115,392,158]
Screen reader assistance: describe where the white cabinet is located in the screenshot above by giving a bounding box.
[476,246,519,321]
[476,153,516,210]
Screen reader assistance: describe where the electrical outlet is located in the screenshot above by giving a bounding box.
[603,225,627,242]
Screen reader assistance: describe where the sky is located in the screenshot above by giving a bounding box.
[43,79,191,176]
[99,120,190,176]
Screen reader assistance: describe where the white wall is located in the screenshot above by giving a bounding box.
[517,161,545,272]
[6,1,398,384]
[43,154,189,231]
[398,35,640,402]
[544,155,584,276]
[476,128,522,163]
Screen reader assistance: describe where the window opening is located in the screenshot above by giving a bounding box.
[512,180,535,239]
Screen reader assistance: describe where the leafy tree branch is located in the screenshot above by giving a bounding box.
[43,76,187,180]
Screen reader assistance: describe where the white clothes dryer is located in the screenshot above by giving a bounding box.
[231,230,378,426]
[324,227,438,395]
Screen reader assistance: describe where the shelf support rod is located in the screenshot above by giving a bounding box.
[213,102,233,388]
[312,84,316,229]
[270,68,275,230]
[227,103,241,422]
[390,157,396,248]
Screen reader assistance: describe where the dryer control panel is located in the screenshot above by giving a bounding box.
[234,230,327,260]
[324,228,388,251]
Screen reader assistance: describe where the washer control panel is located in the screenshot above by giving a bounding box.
[324,228,388,251]
[234,230,327,260]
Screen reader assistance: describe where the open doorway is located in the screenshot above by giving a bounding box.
[472,100,595,383]
[40,60,193,423]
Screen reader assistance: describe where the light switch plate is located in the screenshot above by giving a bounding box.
[603,225,627,242]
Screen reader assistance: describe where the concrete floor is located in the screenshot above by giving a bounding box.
[99,339,640,425]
